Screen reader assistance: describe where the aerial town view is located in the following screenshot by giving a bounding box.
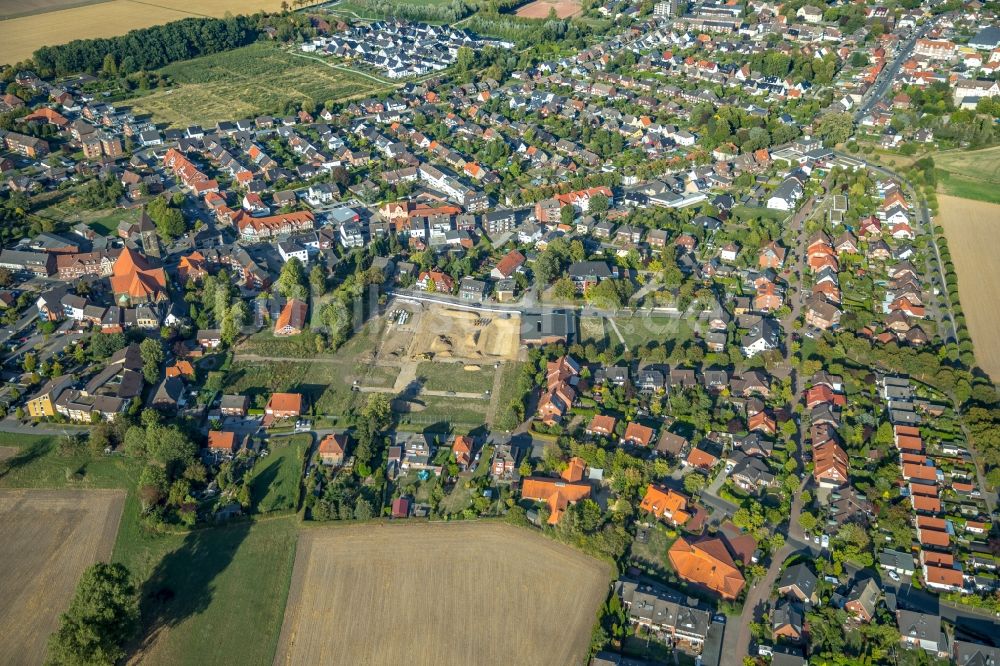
[1,0,1000,664]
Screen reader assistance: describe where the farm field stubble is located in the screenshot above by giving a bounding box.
[514,0,583,18]
[1,0,287,65]
[0,488,125,665]
[937,194,1000,380]
[275,522,612,666]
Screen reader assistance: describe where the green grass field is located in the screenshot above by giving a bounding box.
[581,315,694,353]
[329,0,457,20]
[492,361,526,405]
[935,146,1000,204]
[0,432,297,665]
[125,42,392,126]
[397,394,489,429]
[415,361,495,393]
[29,189,139,236]
[249,435,308,514]
[134,517,297,665]
[224,360,367,416]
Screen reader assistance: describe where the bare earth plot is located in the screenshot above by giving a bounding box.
[1,0,287,64]
[276,522,611,666]
[937,194,1000,380]
[0,488,125,665]
[400,308,520,362]
[515,0,582,18]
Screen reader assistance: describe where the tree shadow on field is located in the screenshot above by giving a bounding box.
[0,437,53,480]
[128,520,251,658]
[249,454,285,513]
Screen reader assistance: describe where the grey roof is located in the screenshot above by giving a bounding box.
[896,609,940,646]
[879,549,916,572]
[970,25,1000,49]
[567,260,614,280]
[520,310,576,343]
[777,563,817,598]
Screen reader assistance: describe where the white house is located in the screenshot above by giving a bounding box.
[767,178,804,211]
[278,241,309,265]
[338,222,364,248]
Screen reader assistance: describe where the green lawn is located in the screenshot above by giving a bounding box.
[934,146,1000,204]
[86,208,140,235]
[230,317,395,416]
[29,193,140,237]
[223,360,368,416]
[330,0,458,20]
[237,329,333,359]
[936,169,1000,204]
[581,315,694,354]
[124,42,392,126]
[0,432,297,665]
[415,361,495,393]
[629,522,677,577]
[396,395,488,429]
[134,517,297,665]
[249,435,308,514]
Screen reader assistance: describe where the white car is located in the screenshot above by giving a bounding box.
[888,571,901,582]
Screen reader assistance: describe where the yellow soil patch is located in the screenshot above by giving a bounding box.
[937,194,1000,380]
[515,0,583,18]
[408,308,520,361]
[1,0,287,65]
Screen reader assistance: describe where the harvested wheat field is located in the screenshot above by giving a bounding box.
[0,0,109,20]
[515,0,582,18]
[938,194,1000,380]
[0,0,286,64]
[0,488,125,664]
[275,522,612,666]
[407,308,520,361]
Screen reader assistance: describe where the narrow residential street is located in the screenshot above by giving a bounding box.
[724,180,827,665]
[725,542,795,666]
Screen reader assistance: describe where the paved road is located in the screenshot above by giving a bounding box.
[854,24,930,121]
[388,289,684,319]
[0,418,90,435]
[726,543,797,664]
[0,306,39,346]
[724,185,823,665]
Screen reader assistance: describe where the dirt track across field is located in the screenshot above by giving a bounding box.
[275,522,611,666]
[0,488,125,665]
[937,194,1000,380]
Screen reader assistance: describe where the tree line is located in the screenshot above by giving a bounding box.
[32,16,261,78]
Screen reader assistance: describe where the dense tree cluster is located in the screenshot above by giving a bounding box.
[47,563,139,666]
[77,176,125,210]
[146,195,186,242]
[32,16,260,77]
